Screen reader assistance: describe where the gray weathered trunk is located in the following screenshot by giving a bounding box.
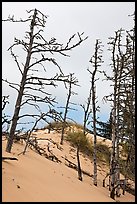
[92,45,98,187]
[6,9,37,152]
[92,85,97,186]
[60,74,73,145]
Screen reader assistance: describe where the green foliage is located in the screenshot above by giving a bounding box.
[66,131,89,151]
[96,143,111,164]
[45,121,84,132]
[66,131,111,164]
[45,121,63,130]
[66,121,84,130]
[119,158,135,181]
[96,114,112,140]
[119,141,135,181]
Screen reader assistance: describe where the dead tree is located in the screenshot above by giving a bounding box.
[3,9,88,153]
[103,16,135,198]
[76,144,82,181]
[89,39,104,186]
[121,14,135,185]
[60,73,78,145]
[105,30,124,199]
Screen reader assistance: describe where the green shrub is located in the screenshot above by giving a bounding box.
[96,143,111,164]
[45,121,84,132]
[66,131,89,152]
[66,131,111,165]
[45,121,63,131]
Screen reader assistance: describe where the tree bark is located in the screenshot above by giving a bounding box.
[6,9,37,152]
[60,74,73,145]
[77,145,82,181]
[91,40,98,187]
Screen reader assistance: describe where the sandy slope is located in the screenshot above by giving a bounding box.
[2,131,135,202]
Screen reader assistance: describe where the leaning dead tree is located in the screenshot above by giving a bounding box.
[89,39,104,186]
[3,8,88,153]
[60,73,78,145]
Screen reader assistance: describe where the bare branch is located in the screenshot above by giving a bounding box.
[10,49,23,75]
[2,95,9,111]
[2,79,20,92]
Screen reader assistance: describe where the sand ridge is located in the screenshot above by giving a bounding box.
[2,130,135,202]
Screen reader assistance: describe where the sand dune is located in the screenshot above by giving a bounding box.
[2,131,135,202]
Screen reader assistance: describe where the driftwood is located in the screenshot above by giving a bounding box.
[47,152,62,163]
[43,138,63,151]
[36,137,63,150]
[22,137,62,163]
[2,157,18,161]
[47,142,62,163]
[64,156,77,169]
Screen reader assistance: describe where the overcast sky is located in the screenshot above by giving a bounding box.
[2,2,135,131]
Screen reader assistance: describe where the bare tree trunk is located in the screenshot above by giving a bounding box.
[60,74,75,145]
[110,76,117,200]
[89,39,103,186]
[92,85,97,186]
[3,9,87,153]
[6,9,37,153]
[115,67,122,197]
[115,143,120,197]
[77,145,82,181]
[91,48,98,186]
[60,121,66,145]
[108,32,119,199]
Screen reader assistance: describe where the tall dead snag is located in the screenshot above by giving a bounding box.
[104,30,124,199]
[89,39,104,186]
[121,13,135,187]
[3,9,88,153]
[60,73,78,145]
[103,14,135,198]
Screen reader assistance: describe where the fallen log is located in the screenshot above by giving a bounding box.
[2,157,18,161]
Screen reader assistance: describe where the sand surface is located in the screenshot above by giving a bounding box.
[2,130,135,202]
